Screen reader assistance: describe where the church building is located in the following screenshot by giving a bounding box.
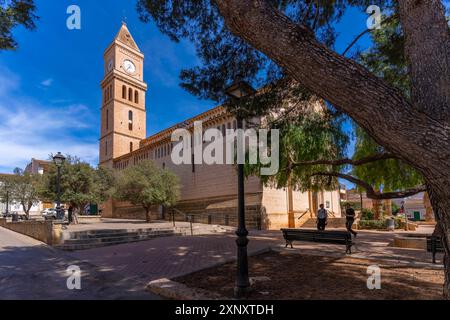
[99,24,341,230]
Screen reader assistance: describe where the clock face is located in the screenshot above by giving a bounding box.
[123,59,136,74]
[107,59,113,72]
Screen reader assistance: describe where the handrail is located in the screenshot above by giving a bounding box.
[297,209,310,220]
[171,208,194,236]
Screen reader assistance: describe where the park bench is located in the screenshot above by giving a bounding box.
[281,229,353,254]
[426,236,445,264]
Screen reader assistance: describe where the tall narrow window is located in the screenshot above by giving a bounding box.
[128,88,133,101]
[134,90,139,104]
[122,85,126,99]
[128,110,133,131]
[105,141,108,156]
[130,142,133,153]
[106,109,109,130]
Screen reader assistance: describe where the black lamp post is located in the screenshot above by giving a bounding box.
[53,152,66,221]
[225,80,256,299]
[5,190,9,216]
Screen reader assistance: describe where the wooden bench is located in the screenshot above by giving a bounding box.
[426,236,445,264]
[281,229,353,254]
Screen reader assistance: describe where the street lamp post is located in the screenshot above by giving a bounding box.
[226,80,256,299]
[53,152,66,221]
[5,190,9,216]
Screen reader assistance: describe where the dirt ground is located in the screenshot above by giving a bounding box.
[175,251,445,300]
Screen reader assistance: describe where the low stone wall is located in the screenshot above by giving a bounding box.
[77,215,102,224]
[0,218,63,245]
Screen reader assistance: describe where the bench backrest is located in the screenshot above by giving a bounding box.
[426,236,445,251]
[281,229,351,244]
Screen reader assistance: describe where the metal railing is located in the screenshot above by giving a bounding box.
[296,209,310,221]
[168,207,263,231]
[170,208,194,236]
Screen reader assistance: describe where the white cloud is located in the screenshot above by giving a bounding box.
[41,78,54,87]
[0,67,99,173]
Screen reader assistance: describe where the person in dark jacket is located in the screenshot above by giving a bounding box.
[345,204,358,237]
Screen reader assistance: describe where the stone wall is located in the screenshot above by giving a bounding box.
[0,218,63,245]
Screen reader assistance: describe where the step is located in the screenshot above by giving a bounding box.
[62,232,176,245]
[65,229,175,240]
[63,228,173,239]
[56,232,183,251]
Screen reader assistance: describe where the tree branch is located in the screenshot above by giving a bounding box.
[214,0,450,178]
[342,15,396,56]
[311,171,426,200]
[292,153,398,167]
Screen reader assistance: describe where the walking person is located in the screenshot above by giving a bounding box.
[317,204,328,231]
[68,205,74,224]
[345,203,358,238]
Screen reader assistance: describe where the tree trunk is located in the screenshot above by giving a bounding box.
[145,207,151,223]
[214,0,450,297]
[372,199,382,220]
[424,192,435,222]
[427,183,450,298]
[384,200,392,217]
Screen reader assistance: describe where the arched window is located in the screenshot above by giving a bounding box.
[130,142,133,153]
[128,88,133,101]
[134,90,139,104]
[122,85,126,99]
[128,110,133,131]
[106,109,109,130]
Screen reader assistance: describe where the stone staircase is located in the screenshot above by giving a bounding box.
[55,224,233,251]
[300,217,347,229]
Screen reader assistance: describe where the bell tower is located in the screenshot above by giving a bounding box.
[99,23,147,167]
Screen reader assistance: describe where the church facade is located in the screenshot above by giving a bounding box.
[99,24,341,230]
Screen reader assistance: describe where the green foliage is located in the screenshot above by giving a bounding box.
[137,0,393,102]
[0,174,13,205]
[246,104,349,191]
[114,160,180,221]
[138,0,426,196]
[359,15,410,95]
[358,216,405,230]
[352,122,424,192]
[0,170,41,216]
[0,0,38,50]
[39,155,114,211]
[391,202,400,215]
[358,219,386,230]
[10,169,41,216]
[360,208,374,220]
[352,12,428,193]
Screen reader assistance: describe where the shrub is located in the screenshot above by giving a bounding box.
[360,209,374,221]
[358,217,405,230]
[358,219,386,230]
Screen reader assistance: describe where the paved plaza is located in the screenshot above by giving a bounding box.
[0,221,443,299]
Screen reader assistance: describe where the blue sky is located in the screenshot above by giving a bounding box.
[0,0,372,175]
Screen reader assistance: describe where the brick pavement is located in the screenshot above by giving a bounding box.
[67,226,443,287]
[0,226,159,300]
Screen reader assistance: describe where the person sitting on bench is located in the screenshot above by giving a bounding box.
[317,204,328,231]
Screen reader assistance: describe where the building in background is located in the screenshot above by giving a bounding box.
[99,23,341,230]
[0,159,52,216]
